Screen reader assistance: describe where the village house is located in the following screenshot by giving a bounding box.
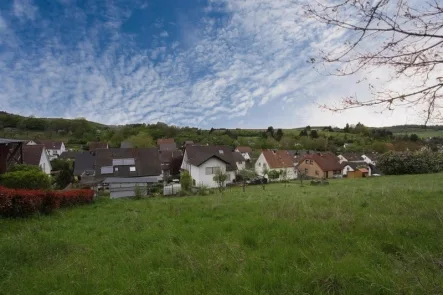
[32,140,66,160]
[235,146,252,161]
[181,145,237,188]
[337,152,378,165]
[22,144,52,174]
[160,149,183,179]
[298,153,342,179]
[255,149,297,180]
[341,161,371,177]
[88,142,109,152]
[157,138,177,151]
[233,151,246,170]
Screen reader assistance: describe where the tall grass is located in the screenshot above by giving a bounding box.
[1,174,443,294]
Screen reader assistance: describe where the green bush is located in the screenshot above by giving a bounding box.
[7,165,41,173]
[378,151,443,175]
[0,170,51,190]
[180,171,192,191]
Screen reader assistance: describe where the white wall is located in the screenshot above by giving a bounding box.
[337,155,347,164]
[255,153,268,176]
[197,158,233,188]
[361,155,375,165]
[39,148,52,175]
[241,152,251,161]
[236,161,246,171]
[342,165,354,176]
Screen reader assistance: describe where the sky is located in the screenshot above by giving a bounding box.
[0,0,421,128]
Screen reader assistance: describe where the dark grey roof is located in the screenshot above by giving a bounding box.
[35,140,63,150]
[233,151,245,163]
[120,141,134,148]
[103,176,160,183]
[160,150,183,163]
[369,164,381,175]
[342,161,367,170]
[95,148,161,178]
[340,153,363,162]
[159,142,177,151]
[74,152,95,176]
[22,145,45,166]
[59,151,81,160]
[0,138,26,144]
[185,145,237,171]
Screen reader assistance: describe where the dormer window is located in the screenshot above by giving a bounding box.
[219,150,224,154]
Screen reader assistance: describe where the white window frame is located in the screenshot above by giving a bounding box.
[205,167,220,175]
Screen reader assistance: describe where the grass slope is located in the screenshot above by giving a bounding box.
[1,175,443,294]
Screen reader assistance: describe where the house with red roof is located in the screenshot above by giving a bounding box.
[297,153,342,179]
[255,149,297,179]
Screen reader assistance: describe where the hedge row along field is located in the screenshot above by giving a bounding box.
[0,187,94,217]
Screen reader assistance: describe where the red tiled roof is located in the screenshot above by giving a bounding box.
[35,140,63,150]
[300,153,342,171]
[157,138,175,145]
[236,146,252,153]
[262,150,294,169]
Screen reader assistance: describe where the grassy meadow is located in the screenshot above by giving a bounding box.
[1,175,443,294]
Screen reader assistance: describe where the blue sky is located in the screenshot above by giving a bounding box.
[0,0,419,128]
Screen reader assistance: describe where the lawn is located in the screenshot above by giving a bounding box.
[1,175,443,294]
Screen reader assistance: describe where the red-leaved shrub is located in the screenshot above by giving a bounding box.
[0,186,94,218]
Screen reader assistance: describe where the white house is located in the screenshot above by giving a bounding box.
[341,161,371,177]
[235,146,252,161]
[362,154,377,165]
[255,149,297,180]
[22,145,52,174]
[35,140,66,160]
[181,145,237,188]
[338,153,378,166]
[233,151,246,170]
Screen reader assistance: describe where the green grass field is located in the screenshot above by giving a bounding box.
[1,175,443,294]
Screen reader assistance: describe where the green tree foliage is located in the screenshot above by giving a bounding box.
[275,129,284,141]
[378,151,443,175]
[213,169,228,192]
[268,170,280,181]
[299,130,308,137]
[310,130,319,139]
[0,170,51,190]
[370,142,389,154]
[410,134,419,142]
[126,132,155,148]
[180,170,192,191]
[267,126,274,137]
[344,123,350,133]
[8,164,41,173]
[237,169,257,192]
[52,160,73,189]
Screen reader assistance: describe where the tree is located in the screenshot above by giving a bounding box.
[310,130,319,139]
[8,164,41,173]
[127,132,155,148]
[299,130,308,137]
[410,134,419,142]
[0,170,51,190]
[237,169,257,192]
[279,169,288,186]
[52,160,73,189]
[275,128,284,141]
[213,169,228,192]
[306,1,443,124]
[267,126,274,137]
[268,170,280,182]
[344,124,350,133]
[305,126,311,131]
[180,170,192,191]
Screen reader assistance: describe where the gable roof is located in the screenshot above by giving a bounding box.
[160,150,183,163]
[301,153,342,171]
[342,161,367,170]
[185,145,237,171]
[159,142,177,151]
[233,151,246,163]
[120,141,134,148]
[88,142,108,151]
[262,150,295,169]
[74,152,96,176]
[35,140,63,150]
[22,145,45,166]
[340,152,363,162]
[94,148,161,178]
[157,138,175,145]
[236,146,252,153]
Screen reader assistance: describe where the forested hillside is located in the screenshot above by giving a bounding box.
[0,112,441,152]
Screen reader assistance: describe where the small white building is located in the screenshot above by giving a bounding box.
[22,145,52,174]
[255,149,297,180]
[34,140,66,160]
[104,177,160,199]
[181,145,237,188]
[235,146,252,161]
[341,161,371,177]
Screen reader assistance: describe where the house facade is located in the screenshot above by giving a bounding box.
[255,150,297,180]
[235,146,252,161]
[181,145,236,188]
[22,145,52,174]
[342,161,372,177]
[298,153,342,179]
[34,140,66,160]
[233,152,246,170]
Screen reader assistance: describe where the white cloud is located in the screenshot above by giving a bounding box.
[0,0,428,127]
[13,0,38,21]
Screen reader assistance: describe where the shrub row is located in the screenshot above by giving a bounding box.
[0,187,94,218]
[378,150,443,175]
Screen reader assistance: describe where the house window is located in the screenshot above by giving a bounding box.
[130,166,136,172]
[226,174,231,181]
[114,167,119,172]
[315,170,319,176]
[218,150,224,154]
[305,160,309,164]
[304,168,308,175]
[263,163,267,169]
[259,162,261,167]
[310,160,313,165]
[205,167,220,175]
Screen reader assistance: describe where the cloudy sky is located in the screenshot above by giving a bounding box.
[0,0,419,128]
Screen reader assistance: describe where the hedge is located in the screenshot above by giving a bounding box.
[0,187,94,218]
[378,150,443,175]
